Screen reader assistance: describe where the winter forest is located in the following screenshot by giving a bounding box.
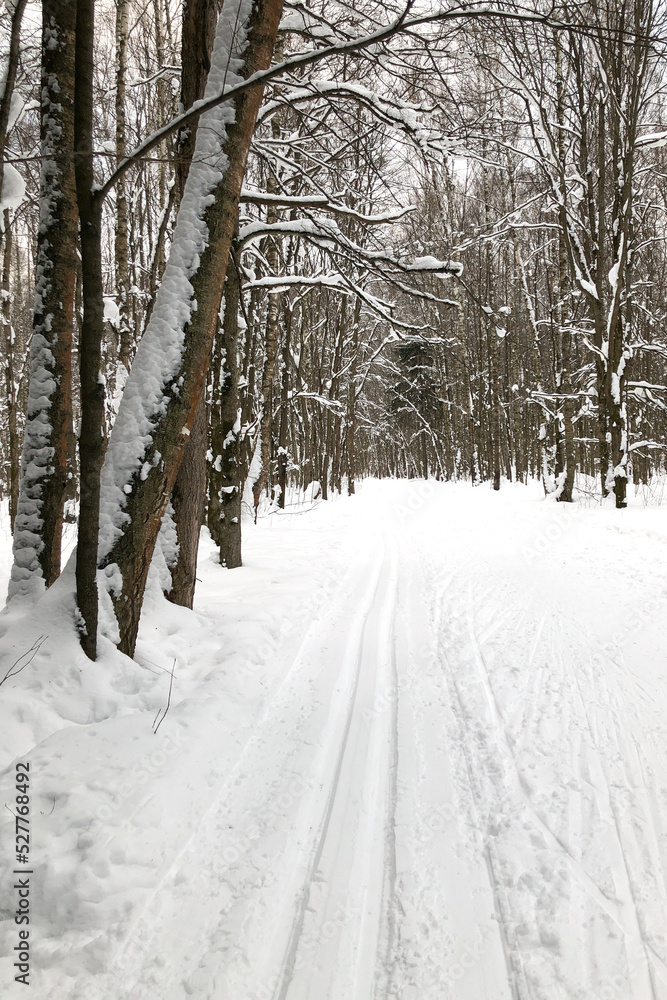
[1,0,667,997]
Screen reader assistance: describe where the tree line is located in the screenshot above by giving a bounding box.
[1,0,667,659]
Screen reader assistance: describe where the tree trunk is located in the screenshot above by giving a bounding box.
[166,0,218,606]
[99,0,284,657]
[74,0,107,658]
[166,399,207,605]
[177,0,218,200]
[1,211,19,530]
[554,31,576,504]
[0,0,28,529]
[208,244,243,567]
[9,0,77,599]
[276,295,290,508]
[0,0,28,266]
[346,300,361,495]
[252,39,283,515]
[115,0,133,373]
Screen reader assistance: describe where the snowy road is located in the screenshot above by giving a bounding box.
[1,480,667,999]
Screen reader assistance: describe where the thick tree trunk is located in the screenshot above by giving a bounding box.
[167,0,218,606]
[166,399,207,606]
[74,0,107,658]
[99,0,284,657]
[177,0,218,200]
[9,0,77,598]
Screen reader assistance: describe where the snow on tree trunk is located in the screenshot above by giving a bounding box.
[98,0,284,657]
[8,0,77,601]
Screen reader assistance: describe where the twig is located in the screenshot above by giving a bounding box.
[153,659,176,734]
[0,635,48,687]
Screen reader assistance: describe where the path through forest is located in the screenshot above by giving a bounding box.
[1,480,666,1000]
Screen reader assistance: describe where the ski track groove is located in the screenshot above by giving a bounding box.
[99,536,389,999]
[54,485,667,1000]
[274,533,401,1000]
[271,546,381,1000]
[580,645,663,998]
[431,588,533,1000]
[553,609,666,996]
[428,556,667,1000]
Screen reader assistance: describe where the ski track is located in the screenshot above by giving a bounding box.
[81,525,403,1000]
[37,481,667,1000]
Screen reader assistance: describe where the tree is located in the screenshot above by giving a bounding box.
[166,0,218,607]
[8,0,77,599]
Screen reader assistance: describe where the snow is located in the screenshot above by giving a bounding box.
[637,130,667,148]
[103,296,120,328]
[0,163,25,214]
[406,254,461,274]
[1,480,667,998]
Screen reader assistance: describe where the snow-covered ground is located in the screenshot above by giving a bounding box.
[1,479,666,999]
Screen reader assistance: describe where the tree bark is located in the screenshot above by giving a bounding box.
[1,211,19,529]
[9,0,77,598]
[554,29,575,503]
[277,298,291,508]
[115,0,132,373]
[208,244,243,567]
[166,398,207,605]
[252,38,283,515]
[346,300,361,495]
[74,0,107,658]
[166,0,218,606]
[176,0,218,200]
[0,0,28,264]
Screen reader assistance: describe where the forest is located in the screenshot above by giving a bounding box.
[2,3,667,998]
[2,0,667,657]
